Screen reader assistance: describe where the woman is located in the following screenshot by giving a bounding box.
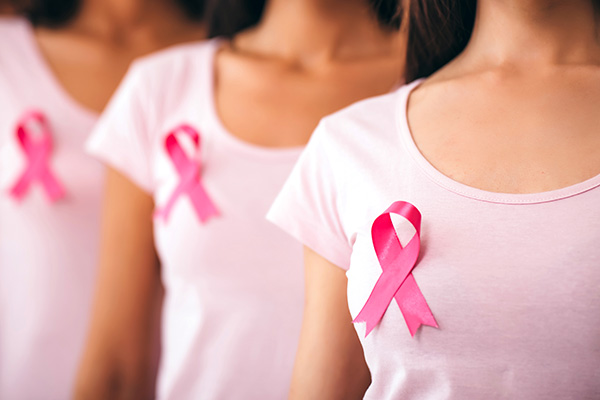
[0,2,204,399]
[269,0,600,398]
[74,0,405,398]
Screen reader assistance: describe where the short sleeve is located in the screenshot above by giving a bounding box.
[86,62,155,193]
[267,120,352,270]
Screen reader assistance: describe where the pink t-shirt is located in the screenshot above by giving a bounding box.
[268,80,600,399]
[0,18,102,399]
[86,39,305,400]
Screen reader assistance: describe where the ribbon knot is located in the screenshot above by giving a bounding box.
[353,201,438,337]
[154,124,219,223]
[9,111,65,202]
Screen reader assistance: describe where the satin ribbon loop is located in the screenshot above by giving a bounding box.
[154,124,219,223]
[9,111,65,202]
[353,201,438,337]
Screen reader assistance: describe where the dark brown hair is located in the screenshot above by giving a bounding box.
[9,0,205,28]
[402,0,477,82]
[204,0,266,38]
[205,0,403,38]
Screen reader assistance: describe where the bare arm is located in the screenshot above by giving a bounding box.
[289,247,370,400]
[74,168,162,400]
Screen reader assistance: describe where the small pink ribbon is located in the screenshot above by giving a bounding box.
[353,201,438,337]
[9,111,65,202]
[154,124,219,223]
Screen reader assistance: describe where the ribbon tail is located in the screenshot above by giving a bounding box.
[9,175,30,200]
[39,168,66,202]
[353,270,401,337]
[154,184,185,222]
[188,183,219,223]
[395,274,438,337]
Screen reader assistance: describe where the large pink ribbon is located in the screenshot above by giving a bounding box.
[353,201,438,337]
[9,111,65,202]
[154,124,219,223]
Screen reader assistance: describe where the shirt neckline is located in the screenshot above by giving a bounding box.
[396,79,600,205]
[199,39,305,162]
[18,19,99,121]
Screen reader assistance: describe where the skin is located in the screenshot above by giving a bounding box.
[0,0,13,13]
[216,0,405,147]
[75,169,162,399]
[301,0,600,398]
[290,248,372,400]
[0,5,13,14]
[31,1,206,399]
[76,0,405,399]
[409,0,600,195]
[33,0,204,113]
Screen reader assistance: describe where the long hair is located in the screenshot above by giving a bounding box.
[205,0,403,39]
[369,0,402,30]
[204,0,266,38]
[9,0,206,28]
[11,0,80,27]
[401,0,477,82]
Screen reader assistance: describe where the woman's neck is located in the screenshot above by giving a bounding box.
[464,0,599,68]
[234,0,401,66]
[59,0,203,46]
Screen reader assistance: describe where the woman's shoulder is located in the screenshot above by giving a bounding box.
[316,85,410,145]
[291,86,414,179]
[112,39,220,118]
[0,16,27,34]
[0,17,29,56]
[126,38,219,87]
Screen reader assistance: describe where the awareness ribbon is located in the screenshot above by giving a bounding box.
[353,201,438,337]
[154,124,219,223]
[9,111,65,202]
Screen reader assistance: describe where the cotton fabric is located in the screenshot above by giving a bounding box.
[0,17,102,399]
[87,39,305,400]
[268,80,600,400]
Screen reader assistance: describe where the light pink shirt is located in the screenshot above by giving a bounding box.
[87,40,305,400]
[0,18,101,399]
[268,81,600,399]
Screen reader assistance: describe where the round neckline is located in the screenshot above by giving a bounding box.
[19,19,99,121]
[396,79,600,205]
[199,39,305,162]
